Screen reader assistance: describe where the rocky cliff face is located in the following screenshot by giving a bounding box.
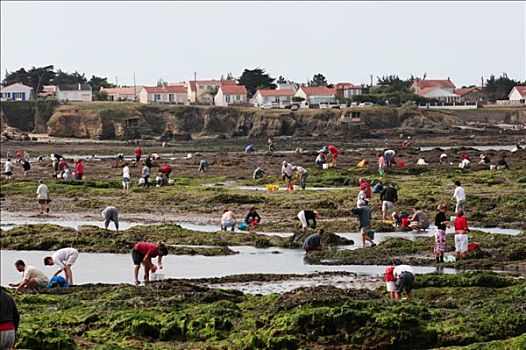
[46,104,467,140]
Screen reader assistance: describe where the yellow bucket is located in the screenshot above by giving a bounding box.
[266,184,279,192]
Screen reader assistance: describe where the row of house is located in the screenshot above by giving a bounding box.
[2,79,526,106]
[0,83,92,102]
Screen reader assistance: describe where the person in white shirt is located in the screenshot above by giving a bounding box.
[452,181,466,213]
[393,264,416,300]
[36,180,49,215]
[44,247,79,285]
[281,161,293,188]
[10,260,48,292]
[221,210,236,231]
[122,163,131,192]
[4,159,13,179]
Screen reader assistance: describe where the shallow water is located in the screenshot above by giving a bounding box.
[0,248,456,287]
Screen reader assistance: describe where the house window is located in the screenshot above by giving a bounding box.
[154,94,161,101]
[169,94,174,102]
[236,95,241,101]
[225,95,231,103]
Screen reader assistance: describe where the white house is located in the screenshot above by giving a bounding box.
[294,86,336,106]
[214,85,248,106]
[276,82,298,94]
[0,83,34,101]
[335,83,365,99]
[187,79,236,104]
[252,89,294,107]
[139,85,188,104]
[417,87,460,103]
[101,86,143,102]
[508,86,526,103]
[56,84,93,102]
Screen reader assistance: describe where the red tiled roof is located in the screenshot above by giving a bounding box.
[335,82,354,89]
[454,87,482,96]
[188,81,197,91]
[221,80,237,85]
[300,86,336,96]
[143,86,187,94]
[102,87,140,95]
[512,86,526,97]
[413,79,456,89]
[220,85,247,95]
[257,89,294,96]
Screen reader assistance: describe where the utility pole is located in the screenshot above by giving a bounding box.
[116,76,118,86]
[194,71,197,103]
[370,74,373,92]
[133,72,137,102]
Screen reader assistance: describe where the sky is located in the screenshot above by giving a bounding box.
[1,1,525,87]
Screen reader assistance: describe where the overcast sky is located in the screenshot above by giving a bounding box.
[1,1,525,87]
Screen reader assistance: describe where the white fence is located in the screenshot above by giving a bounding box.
[418,102,478,110]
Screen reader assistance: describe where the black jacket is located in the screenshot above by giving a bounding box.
[0,290,20,330]
[380,186,398,203]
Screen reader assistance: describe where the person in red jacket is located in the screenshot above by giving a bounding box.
[385,266,396,299]
[74,159,84,180]
[454,210,469,259]
[159,164,172,178]
[327,145,339,166]
[135,146,142,163]
[358,178,371,201]
[132,241,168,285]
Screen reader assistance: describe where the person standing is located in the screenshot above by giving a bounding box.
[434,204,449,263]
[44,247,79,286]
[351,205,374,248]
[303,229,324,252]
[135,145,142,163]
[267,138,275,153]
[21,159,31,177]
[293,165,308,190]
[281,161,294,188]
[358,178,372,202]
[393,264,416,300]
[102,206,119,231]
[327,145,339,166]
[377,153,386,176]
[454,210,469,260]
[142,162,151,188]
[452,181,466,213]
[132,241,168,286]
[9,260,48,293]
[297,210,318,232]
[4,159,13,180]
[122,163,131,193]
[385,266,396,299]
[36,180,49,215]
[0,290,20,350]
[380,183,398,221]
[74,159,84,180]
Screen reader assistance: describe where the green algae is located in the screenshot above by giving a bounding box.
[8,272,526,349]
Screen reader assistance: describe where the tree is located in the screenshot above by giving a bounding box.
[53,70,87,85]
[88,75,114,92]
[2,65,56,93]
[237,68,276,96]
[157,78,167,87]
[93,90,108,101]
[376,75,414,92]
[277,75,287,84]
[309,73,328,87]
[484,73,523,101]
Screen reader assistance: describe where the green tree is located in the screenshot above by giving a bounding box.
[376,75,414,92]
[484,73,523,101]
[53,70,87,85]
[277,75,287,84]
[88,75,114,92]
[237,68,276,96]
[93,90,108,101]
[2,65,56,93]
[309,73,328,87]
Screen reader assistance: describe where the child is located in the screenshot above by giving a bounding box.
[454,210,469,259]
[385,266,396,299]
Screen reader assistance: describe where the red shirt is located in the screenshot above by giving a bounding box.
[385,266,396,282]
[327,145,339,156]
[135,147,142,157]
[454,217,469,232]
[133,242,159,258]
[0,323,15,331]
[75,162,84,174]
[159,165,172,174]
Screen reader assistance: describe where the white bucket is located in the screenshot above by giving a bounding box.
[151,273,165,281]
[322,163,329,169]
